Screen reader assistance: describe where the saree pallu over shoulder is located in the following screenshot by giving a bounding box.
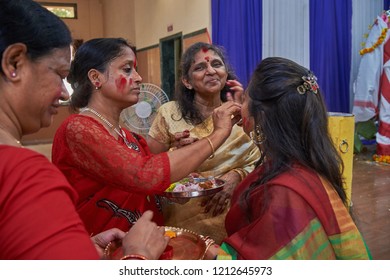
[223,165,371,260]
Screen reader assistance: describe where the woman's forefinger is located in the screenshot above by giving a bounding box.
[226,90,242,104]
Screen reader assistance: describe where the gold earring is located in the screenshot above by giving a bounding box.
[250,124,266,145]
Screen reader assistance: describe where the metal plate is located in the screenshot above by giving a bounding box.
[162,178,225,198]
[163,226,207,260]
[103,226,207,260]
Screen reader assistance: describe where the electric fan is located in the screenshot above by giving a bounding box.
[120,83,169,136]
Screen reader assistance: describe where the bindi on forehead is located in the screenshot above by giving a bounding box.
[204,56,210,62]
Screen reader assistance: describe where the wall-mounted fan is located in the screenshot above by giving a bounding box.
[120,83,169,136]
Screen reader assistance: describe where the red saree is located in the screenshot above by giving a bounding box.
[0,146,98,259]
[52,115,170,235]
[223,164,371,259]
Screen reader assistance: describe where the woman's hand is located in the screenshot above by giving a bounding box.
[211,100,241,139]
[226,80,244,104]
[203,243,220,260]
[201,170,241,216]
[171,130,198,150]
[226,80,244,126]
[121,210,169,260]
[91,228,126,258]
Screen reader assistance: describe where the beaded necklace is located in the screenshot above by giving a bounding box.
[82,107,140,152]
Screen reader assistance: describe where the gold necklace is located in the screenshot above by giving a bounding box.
[0,125,22,147]
[82,107,140,152]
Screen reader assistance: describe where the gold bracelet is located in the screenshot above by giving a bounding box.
[120,254,148,260]
[232,168,245,182]
[205,136,215,159]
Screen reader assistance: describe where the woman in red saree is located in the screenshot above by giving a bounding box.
[52,38,241,236]
[205,57,371,260]
[0,0,168,260]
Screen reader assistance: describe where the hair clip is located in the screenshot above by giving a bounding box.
[297,73,318,95]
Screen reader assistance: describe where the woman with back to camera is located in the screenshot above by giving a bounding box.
[203,57,371,259]
[0,0,168,260]
[51,38,242,237]
[147,42,259,243]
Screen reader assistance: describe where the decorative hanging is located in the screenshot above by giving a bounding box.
[359,10,390,56]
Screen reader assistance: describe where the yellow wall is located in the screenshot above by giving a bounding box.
[28,0,211,144]
[37,0,104,40]
[101,0,136,43]
[38,0,211,47]
[36,0,137,41]
[134,0,211,49]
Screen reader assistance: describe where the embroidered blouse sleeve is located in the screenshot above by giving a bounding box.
[64,116,170,194]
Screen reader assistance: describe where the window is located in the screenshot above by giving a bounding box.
[39,2,77,19]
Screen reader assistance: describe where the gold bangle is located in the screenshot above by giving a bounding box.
[120,254,148,260]
[232,168,245,181]
[205,136,215,159]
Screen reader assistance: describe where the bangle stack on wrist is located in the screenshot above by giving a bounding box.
[232,168,247,181]
[201,235,216,260]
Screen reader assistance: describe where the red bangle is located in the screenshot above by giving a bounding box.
[120,254,148,260]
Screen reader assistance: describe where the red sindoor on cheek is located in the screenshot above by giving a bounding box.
[115,75,127,93]
[128,78,133,86]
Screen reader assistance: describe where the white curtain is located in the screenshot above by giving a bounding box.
[350,0,384,111]
[262,0,384,112]
[262,0,310,67]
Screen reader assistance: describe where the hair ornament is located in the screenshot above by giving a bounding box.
[297,73,318,95]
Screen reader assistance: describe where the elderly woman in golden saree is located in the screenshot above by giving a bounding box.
[148,42,259,243]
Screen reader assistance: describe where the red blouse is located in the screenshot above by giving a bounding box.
[52,115,170,235]
[0,146,98,259]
